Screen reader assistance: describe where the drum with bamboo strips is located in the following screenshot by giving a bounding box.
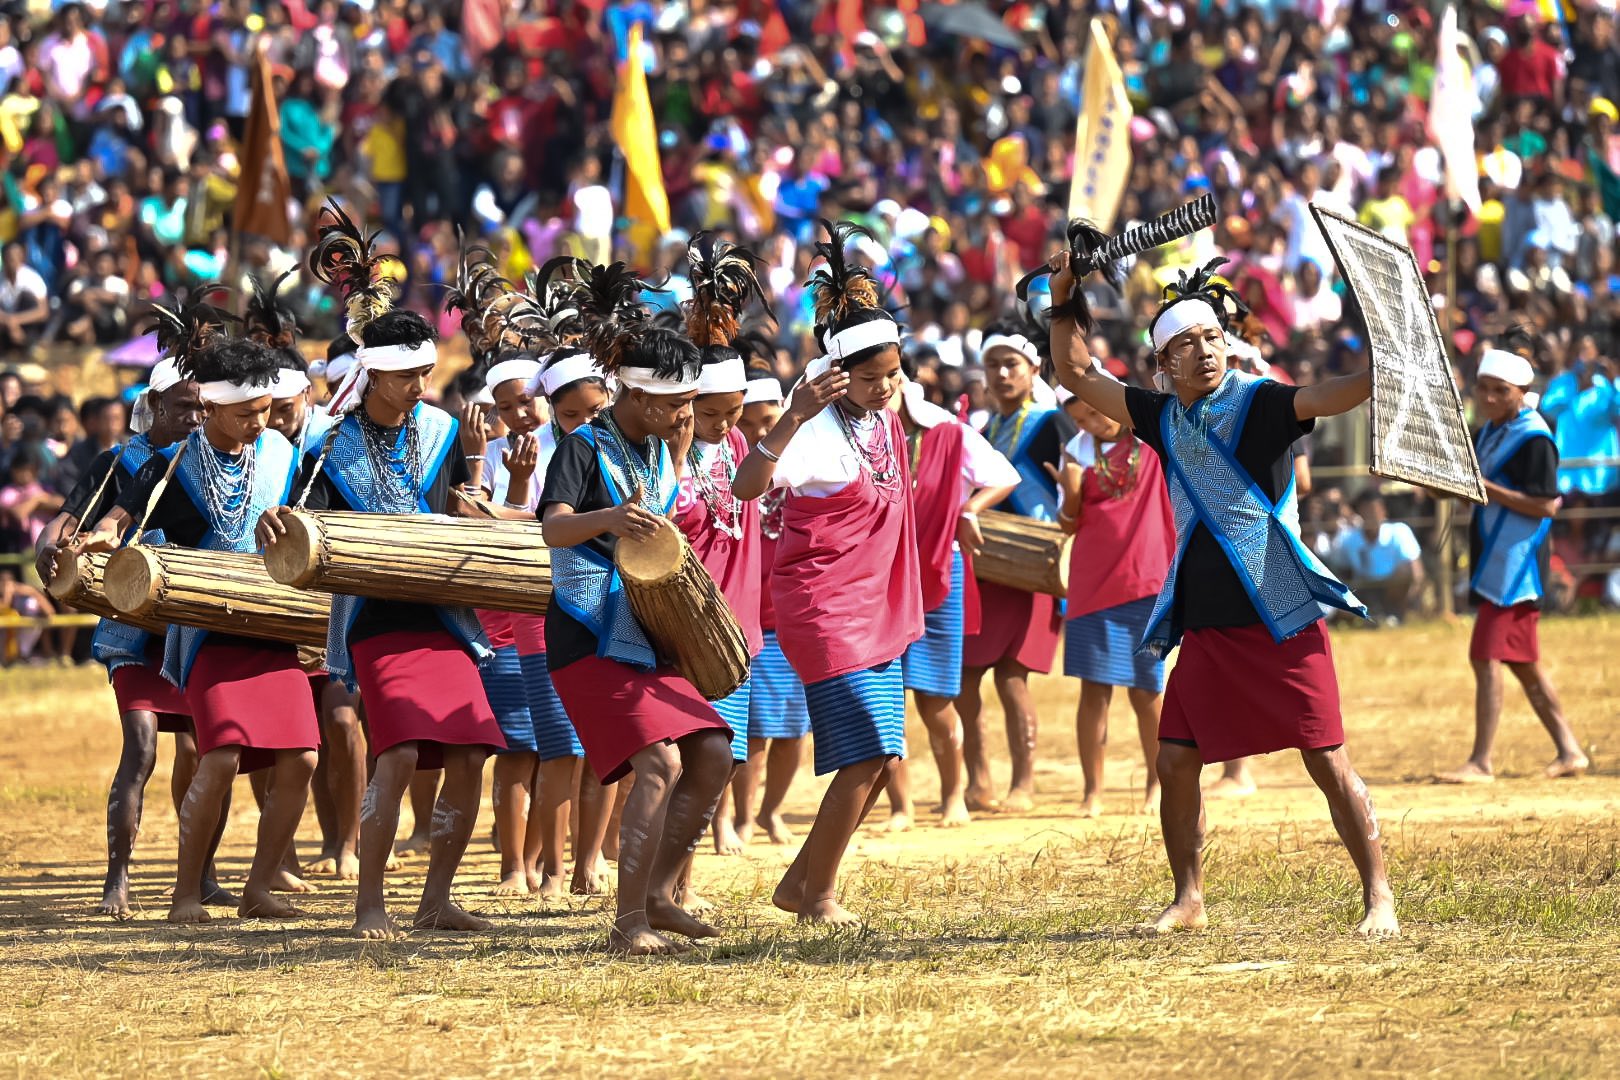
[614,517,750,702]
[103,545,329,647]
[47,549,167,632]
[262,510,551,615]
[972,509,1071,598]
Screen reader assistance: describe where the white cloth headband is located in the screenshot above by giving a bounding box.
[617,366,701,395]
[743,377,782,405]
[271,369,311,400]
[1478,348,1534,388]
[1151,298,1222,352]
[323,354,355,385]
[1055,383,1073,405]
[535,352,609,398]
[826,319,899,360]
[698,356,747,395]
[484,357,542,395]
[981,333,1041,364]
[149,356,184,393]
[199,379,274,405]
[325,340,439,417]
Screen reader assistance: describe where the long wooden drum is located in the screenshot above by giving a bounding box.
[264,510,551,615]
[46,549,167,632]
[614,518,749,701]
[973,509,1071,598]
[104,545,329,647]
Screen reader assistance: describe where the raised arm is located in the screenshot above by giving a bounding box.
[732,368,849,501]
[1293,369,1372,420]
[1047,252,1130,426]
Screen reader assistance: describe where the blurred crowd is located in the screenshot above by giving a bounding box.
[4,0,1620,647]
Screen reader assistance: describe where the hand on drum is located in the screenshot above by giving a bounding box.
[503,432,539,483]
[35,542,60,583]
[603,486,663,542]
[73,530,118,555]
[255,506,292,551]
[786,368,849,423]
[458,401,489,460]
[956,513,985,557]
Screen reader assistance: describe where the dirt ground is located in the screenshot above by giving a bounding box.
[2,614,1618,1078]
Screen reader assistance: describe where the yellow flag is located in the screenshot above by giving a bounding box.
[1068,20,1132,231]
[610,24,670,265]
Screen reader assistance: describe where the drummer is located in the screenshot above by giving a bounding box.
[1048,251,1397,938]
[732,220,923,925]
[82,337,319,926]
[959,323,1077,813]
[884,356,1018,830]
[538,263,734,956]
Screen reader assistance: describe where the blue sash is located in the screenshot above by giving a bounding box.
[90,435,162,676]
[550,424,678,669]
[1470,408,1556,606]
[985,404,1061,521]
[1145,371,1366,657]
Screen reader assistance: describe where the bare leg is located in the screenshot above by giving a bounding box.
[249,769,310,892]
[491,752,537,894]
[170,747,242,924]
[1439,660,1502,782]
[993,660,1038,811]
[711,781,745,854]
[1145,742,1207,935]
[1298,746,1398,937]
[100,710,159,917]
[321,682,365,878]
[415,745,493,931]
[773,756,889,924]
[240,750,318,919]
[307,744,338,874]
[530,756,576,898]
[355,743,416,939]
[729,753,759,845]
[914,691,969,826]
[1126,688,1163,814]
[883,757,914,831]
[397,769,440,855]
[1206,757,1258,798]
[175,731,233,905]
[603,775,631,862]
[647,730,733,941]
[571,770,613,895]
[1507,661,1588,777]
[610,743,686,956]
[958,664,1000,812]
[1075,681,1113,818]
[753,737,801,843]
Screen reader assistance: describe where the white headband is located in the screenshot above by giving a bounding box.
[484,357,542,395]
[535,351,609,398]
[1055,383,1074,405]
[1151,298,1222,352]
[698,356,747,395]
[743,377,782,405]
[1478,348,1534,388]
[199,380,274,405]
[323,354,356,385]
[270,368,311,400]
[826,319,900,359]
[325,340,440,417]
[981,333,1040,364]
[149,356,184,393]
[617,366,702,395]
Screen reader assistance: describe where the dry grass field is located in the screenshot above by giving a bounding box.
[2,614,1618,1078]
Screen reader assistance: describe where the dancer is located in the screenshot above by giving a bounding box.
[733,220,923,924]
[886,362,1018,829]
[1438,345,1586,783]
[960,324,1076,813]
[1051,386,1175,817]
[539,261,734,955]
[1049,251,1397,937]
[85,336,319,925]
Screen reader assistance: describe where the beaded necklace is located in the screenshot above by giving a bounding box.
[687,437,742,539]
[357,410,423,512]
[833,405,902,495]
[601,413,661,503]
[196,434,256,543]
[1093,434,1143,500]
[759,487,786,540]
[986,399,1034,456]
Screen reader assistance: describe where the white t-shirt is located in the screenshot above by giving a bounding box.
[484,425,560,509]
[0,266,48,312]
[908,394,1018,506]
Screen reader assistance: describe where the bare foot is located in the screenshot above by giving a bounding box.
[1545,754,1590,779]
[937,797,971,828]
[1002,787,1035,813]
[200,881,239,907]
[734,818,755,846]
[384,852,403,872]
[1138,897,1208,937]
[1078,794,1103,819]
[713,817,745,856]
[1205,775,1258,799]
[648,895,721,940]
[491,871,531,897]
[337,849,361,881]
[762,811,795,844]
[885,809,912,833]
[799,897,861,926]
[395,833,431,858]
[352,906,404,940]
[266,867,314,894]
[415,901,494,932]
[239,888,305,919]
[772,876,803,915]
[602,832,619,863]
[303,854,339,876]
[1140,784,1162,817]
[98,871,131,919]
[1435,762,1495,785]
[964,788,1003,814]
[167,898,212,924]
[571,861,611,896]
[608,922,688,956]
[536,873,567,901]
[1355,893,1400,939]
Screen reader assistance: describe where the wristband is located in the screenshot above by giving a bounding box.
[754,443,781,463]
[959,510,978,521]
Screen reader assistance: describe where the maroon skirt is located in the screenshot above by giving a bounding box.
[351,629,504,771]
[1469,601,1540,664]
[1158,620,1343,763]
[549,653,728,784]
[183,642,321,774]
[962,580,1062,672]
[112,639,190,732]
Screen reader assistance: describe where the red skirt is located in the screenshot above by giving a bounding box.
[512,613,546,656]
[112,639,190,732]
[962,580,1062,672]
[1159,620,1343,763]
[549,653,728,784]
[183,642,320,774]
[1469,601,1540,664]
[351,629,505,771]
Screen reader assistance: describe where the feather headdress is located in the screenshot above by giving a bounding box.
[1150,257,1247,334]
[571,261,651,375]
[684,233,771,348]
[441,240,549,364]
[242,270,299,350]
[525,256,593,343]
[309,201,401,337]
[805,218,884,333]
[145,284,234,376]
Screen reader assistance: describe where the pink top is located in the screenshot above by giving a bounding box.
[0,481,52,547]
[675,426,763,657]
[1063,433,1176,619]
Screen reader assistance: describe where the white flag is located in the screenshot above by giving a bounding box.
[1428,6,1481,213]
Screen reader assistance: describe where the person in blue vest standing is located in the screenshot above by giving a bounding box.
[1048,250,1397,939]
[1438,347,1588,784]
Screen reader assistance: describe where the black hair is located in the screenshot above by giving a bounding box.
[625,325,702,383]
[1353,489,1385,511]
[185,338,282,389]
[78,395,112,426]
[276,346,308,374]
[360,308,437,350]
[327,333,357,362]
[1146,258,1246,353]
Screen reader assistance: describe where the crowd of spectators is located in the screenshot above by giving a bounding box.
[2,0,1620,638]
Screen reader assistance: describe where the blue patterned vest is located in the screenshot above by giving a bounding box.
[1470,407,1556,607]
[1144,371,1366,657]
[984,402,1061,521]
[89,434,162,676]
[158,429,300,686]
[319,403,490,686]
[550,424,678,669]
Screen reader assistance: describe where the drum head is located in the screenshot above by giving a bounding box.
[615,517,686,584]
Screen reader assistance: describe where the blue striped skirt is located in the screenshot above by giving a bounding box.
[518,650,584,760]
[902,548,964,697]
[804,658,906,775]
[749,631,809,740]
[1062,595,1167,693]
[482,646,537,754]
[711,679,752,763]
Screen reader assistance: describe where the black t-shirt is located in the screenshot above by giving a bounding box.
[297,425,473,646]
[1126,380,1314,629]
[62,447,126,525]
[984,407,1078,513]
[1468,433,1558,610]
